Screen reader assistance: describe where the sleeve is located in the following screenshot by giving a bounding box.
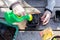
[45,0,56,13]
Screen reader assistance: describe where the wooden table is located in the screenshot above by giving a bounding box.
[0,0,60,40]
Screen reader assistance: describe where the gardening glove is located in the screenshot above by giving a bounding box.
[41,10,51,25]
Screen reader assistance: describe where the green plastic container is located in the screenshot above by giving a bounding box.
[0,19,18,40]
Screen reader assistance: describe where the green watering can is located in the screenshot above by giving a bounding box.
[4,10,33,24]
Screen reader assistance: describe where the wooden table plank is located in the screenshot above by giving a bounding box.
[0,0,60,8]
[24,0,60,8]
[0,8,60,18]
[16,31,60,40]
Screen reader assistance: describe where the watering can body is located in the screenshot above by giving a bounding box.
[4,10,33,24]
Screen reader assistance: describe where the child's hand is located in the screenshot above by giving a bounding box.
[41,10,51,25]
[12,4,26,16]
